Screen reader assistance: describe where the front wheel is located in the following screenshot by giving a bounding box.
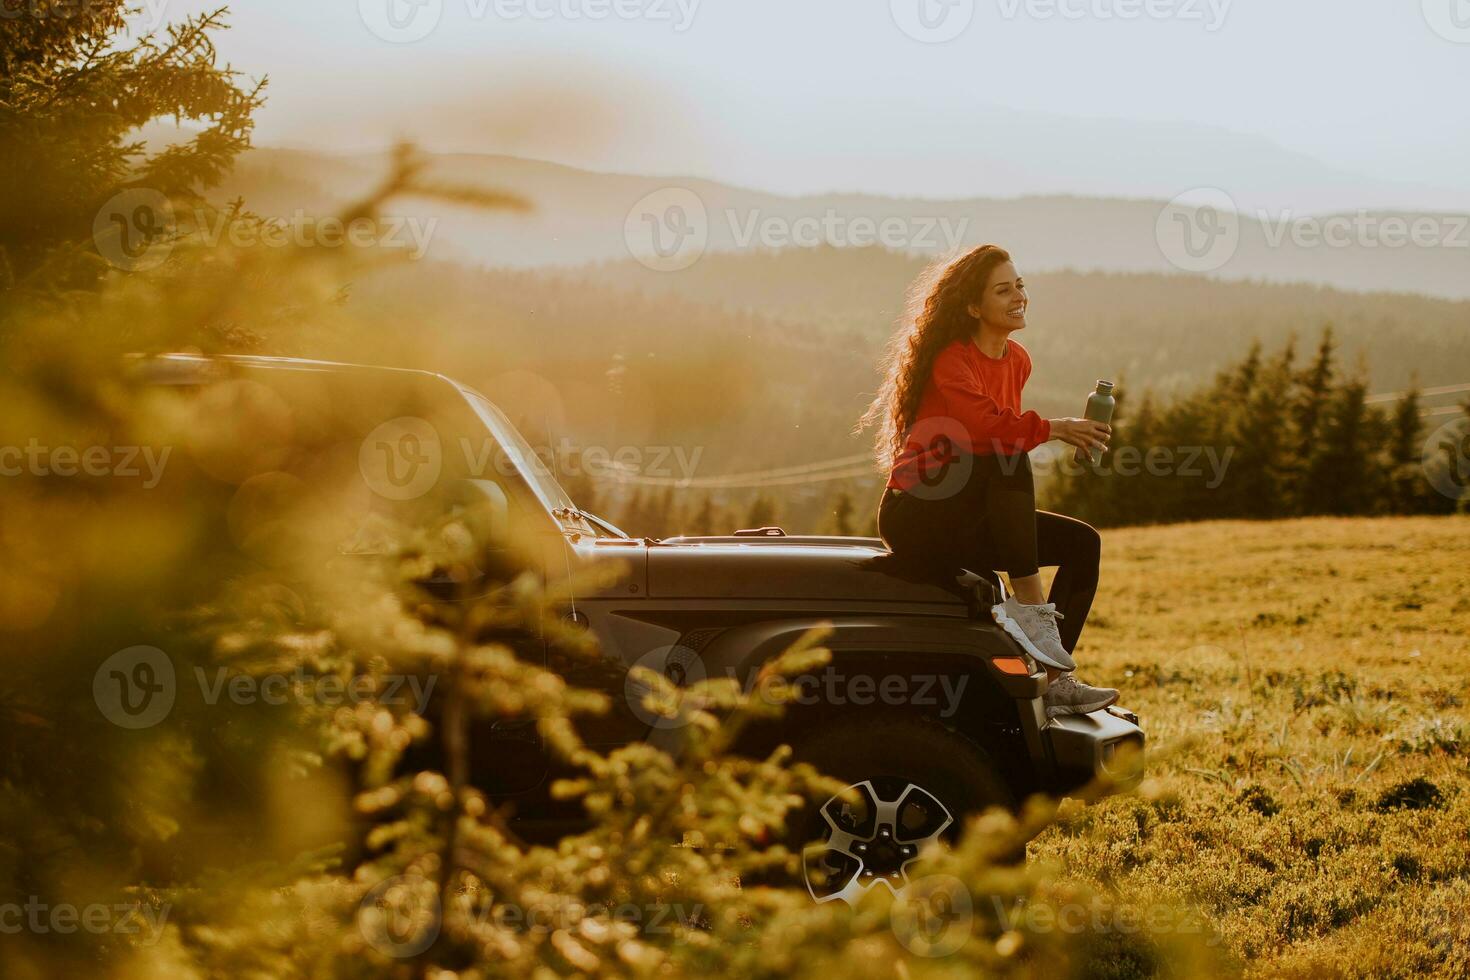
[787,713,1017,907]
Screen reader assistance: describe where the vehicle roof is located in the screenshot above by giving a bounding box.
[127,352,581,521]
[127,352,466,390]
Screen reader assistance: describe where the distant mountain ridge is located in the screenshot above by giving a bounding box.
[216,146,1470,300]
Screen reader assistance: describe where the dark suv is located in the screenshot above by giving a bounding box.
[134,354,1144,906]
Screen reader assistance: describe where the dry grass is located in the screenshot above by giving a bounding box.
[1032,515,1470,979]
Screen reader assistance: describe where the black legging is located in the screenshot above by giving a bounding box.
[876,452,1100,653]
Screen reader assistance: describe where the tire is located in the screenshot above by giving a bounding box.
[787,712,1018,906]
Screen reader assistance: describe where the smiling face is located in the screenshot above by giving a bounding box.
[966,260,1028,334]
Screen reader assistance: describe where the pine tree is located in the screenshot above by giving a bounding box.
[1113,390,1157,525]
[1220,341,1295,519]
[1233,340,1263,392]
[1290,328,1337,514]
[1039,334,1462,526]
[1308,371,1381,515]
[1423,399,1470,514]
[1,5,266,291]
[1460,399,1470,514]
[1386,382,1426,513]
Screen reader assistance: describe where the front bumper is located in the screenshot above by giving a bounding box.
[1045,705,1145,793]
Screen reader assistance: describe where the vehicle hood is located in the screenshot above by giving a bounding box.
[644,535,970,606]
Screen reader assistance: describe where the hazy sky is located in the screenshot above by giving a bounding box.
[151,0,1470,209]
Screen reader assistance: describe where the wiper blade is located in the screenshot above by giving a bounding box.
[553,506,628,539]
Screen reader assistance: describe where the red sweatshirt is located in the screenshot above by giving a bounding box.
[887,338,1051,490]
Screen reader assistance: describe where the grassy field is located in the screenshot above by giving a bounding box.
[1029,515,1470,978]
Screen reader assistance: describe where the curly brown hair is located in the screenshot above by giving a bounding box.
[858,244,1013,468]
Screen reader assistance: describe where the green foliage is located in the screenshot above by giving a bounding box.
[0,5,265,290]
[0,0,128,77]
[1044,329,1462,526]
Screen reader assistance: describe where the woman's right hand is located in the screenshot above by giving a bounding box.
[1048,418,1111,454]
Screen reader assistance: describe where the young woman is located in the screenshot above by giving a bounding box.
[860,244,1119,717]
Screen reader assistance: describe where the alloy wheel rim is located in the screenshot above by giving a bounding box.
[803,778,954,907]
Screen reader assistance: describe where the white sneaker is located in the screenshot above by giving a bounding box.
[1044,673,1120,718]
[991,596,1076,671]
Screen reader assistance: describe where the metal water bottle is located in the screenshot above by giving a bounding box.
[1074,380,1115,466]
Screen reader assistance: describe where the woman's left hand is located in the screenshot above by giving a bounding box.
[1048,418,1111,454]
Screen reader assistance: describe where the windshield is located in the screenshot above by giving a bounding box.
[463,390,577,517]
[463,389,631,539]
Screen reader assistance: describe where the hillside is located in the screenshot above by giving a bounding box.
[215,146,1470,299]
[582,248,1470,408]
[297,255,1468,535]
[327,253,1470,439]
